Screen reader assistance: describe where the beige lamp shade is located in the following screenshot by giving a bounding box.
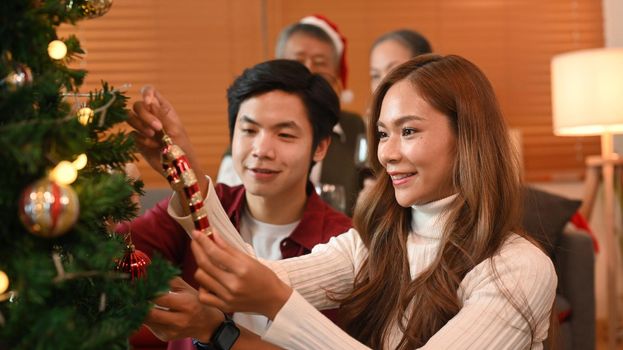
[551,48,623,136]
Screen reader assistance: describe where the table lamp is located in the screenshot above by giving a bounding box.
[552,47,623,349]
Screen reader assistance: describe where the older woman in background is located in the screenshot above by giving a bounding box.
[369,29,432,93]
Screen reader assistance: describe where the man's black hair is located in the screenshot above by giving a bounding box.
[227,59,339,151]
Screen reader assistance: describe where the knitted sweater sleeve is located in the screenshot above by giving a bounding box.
[264,228,365,310]
[262,236,556,350]
[262,228,372,349]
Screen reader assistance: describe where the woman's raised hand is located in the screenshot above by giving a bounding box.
[191,230,292,320]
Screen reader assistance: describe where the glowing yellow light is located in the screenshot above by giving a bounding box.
[0,270,9,295]
[72,154,88,170]
[77,107,94,125]
[47,40,67,60]
[50,161,78,185]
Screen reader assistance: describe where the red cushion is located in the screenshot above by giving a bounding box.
[130,325,167,350]
[556,295,572,323]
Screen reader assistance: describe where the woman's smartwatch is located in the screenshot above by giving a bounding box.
[192,314,240,350]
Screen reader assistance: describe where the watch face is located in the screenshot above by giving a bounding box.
[215,320,240,350]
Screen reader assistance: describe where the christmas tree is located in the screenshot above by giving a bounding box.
[0,1,176,348]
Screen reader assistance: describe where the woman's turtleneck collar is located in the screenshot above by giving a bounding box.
[410,194,458,240]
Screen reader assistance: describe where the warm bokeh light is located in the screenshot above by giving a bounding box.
[0,270,9,295]
[72,154,88,170]
[47,40,67,60]
[50,161,78,185]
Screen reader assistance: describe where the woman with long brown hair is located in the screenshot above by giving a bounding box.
[190,54,556,349]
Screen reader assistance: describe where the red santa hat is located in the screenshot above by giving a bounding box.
[299,14,349,90]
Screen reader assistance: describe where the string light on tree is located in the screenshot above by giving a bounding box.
[50,160,78,185]
[72,154,88,170]
[49,155,88,185]
[0,270,9,295]
[47,40,67,60]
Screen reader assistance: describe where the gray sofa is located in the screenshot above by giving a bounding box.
[555,226,596,350]
[523,187,595,350]
[138,188,173,215]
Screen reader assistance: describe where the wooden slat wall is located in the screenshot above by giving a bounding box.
[59,0,265,187]
[266,0,603,182]
[60,0,603,187]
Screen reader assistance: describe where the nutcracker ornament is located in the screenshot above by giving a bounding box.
[160,132,210,234]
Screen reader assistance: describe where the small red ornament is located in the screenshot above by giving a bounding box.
[116,244,150,280]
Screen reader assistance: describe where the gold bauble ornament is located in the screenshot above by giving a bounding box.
[18,178,80,238]
[77,106,94,125]
[69,0,113,19]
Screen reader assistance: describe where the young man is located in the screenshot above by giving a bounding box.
[217,15,366,216]
[121,60,351,348]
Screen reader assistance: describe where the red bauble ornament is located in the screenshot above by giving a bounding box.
[116,244,150,280]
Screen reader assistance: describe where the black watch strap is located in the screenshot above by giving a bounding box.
[193,314,240,350]
[192,338,214,350]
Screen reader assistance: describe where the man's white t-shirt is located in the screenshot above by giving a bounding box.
[233,210,300,335]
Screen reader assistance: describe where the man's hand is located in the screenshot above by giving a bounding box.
[144,277,224,342]
[127,86,207,197]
